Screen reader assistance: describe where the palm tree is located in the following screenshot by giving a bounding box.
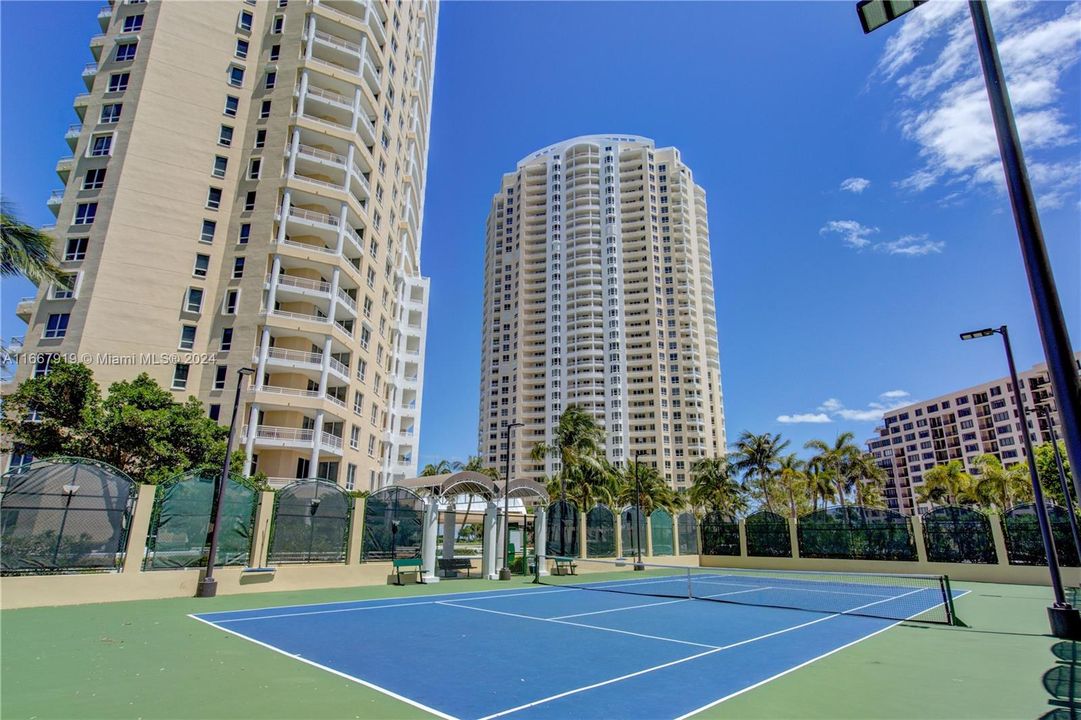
[805,457,837,511]
[774,454,807,519]
[419,459,462,476]
[530,405,606,502]
[1,200,61,283]
[915,460,974,507]
[971,454,1032,512]
[731,431,789,513]
[689,456,747,517]
[460,455,498,480]
[616,461,679,516]
[848,453,887,507]
[804,432,862,508]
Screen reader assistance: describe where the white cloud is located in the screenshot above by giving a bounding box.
[840,177,872,193]
[777,413,832,424]
[880,390,911,399]
[876,234,946,256]
[879,1,1081,206]
[820,220,877,249]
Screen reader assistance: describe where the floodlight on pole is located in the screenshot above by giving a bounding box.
[197,366,254,598]
[633,451,646,571]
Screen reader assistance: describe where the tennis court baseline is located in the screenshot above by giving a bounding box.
[192,567,964,720]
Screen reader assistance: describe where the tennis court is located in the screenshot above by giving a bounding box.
[192,560,965,720]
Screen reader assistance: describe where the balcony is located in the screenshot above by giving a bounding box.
[89,34,106,60]
[97,4,112,30]
[65,124,82,149]
[302,84,354,112]
[47,190,63,216]
[81,63,98,90]
[73,95,90,120]
[271,272,332,298]
[16,296,35,322]
[243,424,343,454]
[55,156,74,182]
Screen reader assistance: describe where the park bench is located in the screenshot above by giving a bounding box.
[392,557,424,585]
[553,557,577,576]
[437,558,475,578]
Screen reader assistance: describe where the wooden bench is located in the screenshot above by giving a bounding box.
[553,557,578,576]
[392,557,424,585]
[437,558,475,578]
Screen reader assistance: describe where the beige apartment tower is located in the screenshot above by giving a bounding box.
[479,135,726,491]
[15,0,437,490]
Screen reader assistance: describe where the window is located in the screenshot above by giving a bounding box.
[238,10,253,31]
[200,219,216,243]
[172,363,190,390]
[122,14,143,32]
[90,134,113,157]
[244,190,256,211]
[51,274,77,300]
[209,405,221,422]
[238,223,251,244]
[259,100,271,119]
[367,434,376,456]
[214,366,227,390]
[74,202,97,224]
[346,464,356,491]
[232,257,245,279]
[100,103,122,123]
[212,155,228,178]
[264,71,276,89]
[224,95,239,117]
[185,287,204,313]
[220,327,233,351]
[228,66,244,87]
[193,254,210,278]
[206,187,222,209]
[224,289,239,314]
[108,72,130,92]
[44,313,70,339]
[115,42,137,62]
[83,168,106,190]
[218,124,234,146]
[179,325,197,350]
[235,38,249,59]
[254,129,266,148]
[64,237,88,261]
[248,158,261,179]
[272,15,284,33]
[269,44,280,61]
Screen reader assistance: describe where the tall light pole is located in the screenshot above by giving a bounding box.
[859,0,1081,558]
[634,451,645,571]
[196,366,254,598]
[499,421,522,581]
[1037,404,1081,565]
[961,327,1079,637]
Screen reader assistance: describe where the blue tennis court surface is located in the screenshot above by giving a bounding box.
[192,573,964,720]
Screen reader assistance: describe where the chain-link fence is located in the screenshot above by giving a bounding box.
[547,499,579,558]
[922,506,997,564]
[700,510,740,556]
[267,480,351,564]
[677,512,698,554]
[798,506,917,561]
[362,486,424,561]
[620,506,647,559]
[745,510,792,558]
[585,504,615,557]
[1004,503,1080,567]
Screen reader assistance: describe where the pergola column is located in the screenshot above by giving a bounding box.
[483,501,499,580]
[421,497,439,583]
[535,504,548,576]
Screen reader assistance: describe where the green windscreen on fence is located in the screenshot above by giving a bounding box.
[362,487,424,561]
[1004,503,1080,567]
[650,509,674,555]
[547,499,579,558]
[677,512,698,554]
[922,506,997,564]
[797,506,916,561]
[701,510,740,556]
[586,504,615,557]
[144,470,257,570]
[621,506,647,558]
[267,480,351,564]
[745,510,792,557]
[1,458,136,575]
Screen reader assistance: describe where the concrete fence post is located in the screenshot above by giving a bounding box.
[990,513,1011,566]
[911,515,929,564]
[579,510,589,559]
[345,496,366,564]
[738,519,748,558]
[788,517,801,559]
[122,484,158,573]
[645,514,654,558]
[248,490,275,568]
[535,504,548,576]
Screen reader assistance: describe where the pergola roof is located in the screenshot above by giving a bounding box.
[395,471,499,499]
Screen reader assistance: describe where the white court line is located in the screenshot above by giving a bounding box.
[209,588,574,623]
[549,598,689,620]
[701,586,775,600]
[672,588,973,720]
[475,586,929,720]
[694,578,903,599]
[187,613,460,720]
[436,600,721,650]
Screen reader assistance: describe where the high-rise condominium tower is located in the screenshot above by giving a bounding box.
[478,135,726,490]
[15,0,437,491]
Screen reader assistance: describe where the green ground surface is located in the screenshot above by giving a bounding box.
[0,576,1072,720]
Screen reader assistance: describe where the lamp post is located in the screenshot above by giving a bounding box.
[961,327,1079,637]
[859,0,1081,559]
[1037,404,1081,565]
[196,366,254,598]
[634,451,645,571]
[499,421,523,581]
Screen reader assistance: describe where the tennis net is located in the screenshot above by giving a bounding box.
[535,556,956,624]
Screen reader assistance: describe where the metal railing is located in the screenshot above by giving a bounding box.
[285,205,340,227]
[272,273,332,293]
[294,142,346,166]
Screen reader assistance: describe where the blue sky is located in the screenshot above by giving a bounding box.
[2,1,1079,466]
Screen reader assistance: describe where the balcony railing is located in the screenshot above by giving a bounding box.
[272,273,332,294]
[266,308,329,324]
[257,385,321,399]
[303,83,353,110]
[294,142,346,166]
[313,29,362,54]
[284,205,340,228]
[265,347,323,366]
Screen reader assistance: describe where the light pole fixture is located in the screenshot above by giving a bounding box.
[961,326,1080,637]
[197,366,254,598]
[499,421,523,581]
[634,451,645,571]
[1037,404,1081,565]
[862,0,1081,588]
